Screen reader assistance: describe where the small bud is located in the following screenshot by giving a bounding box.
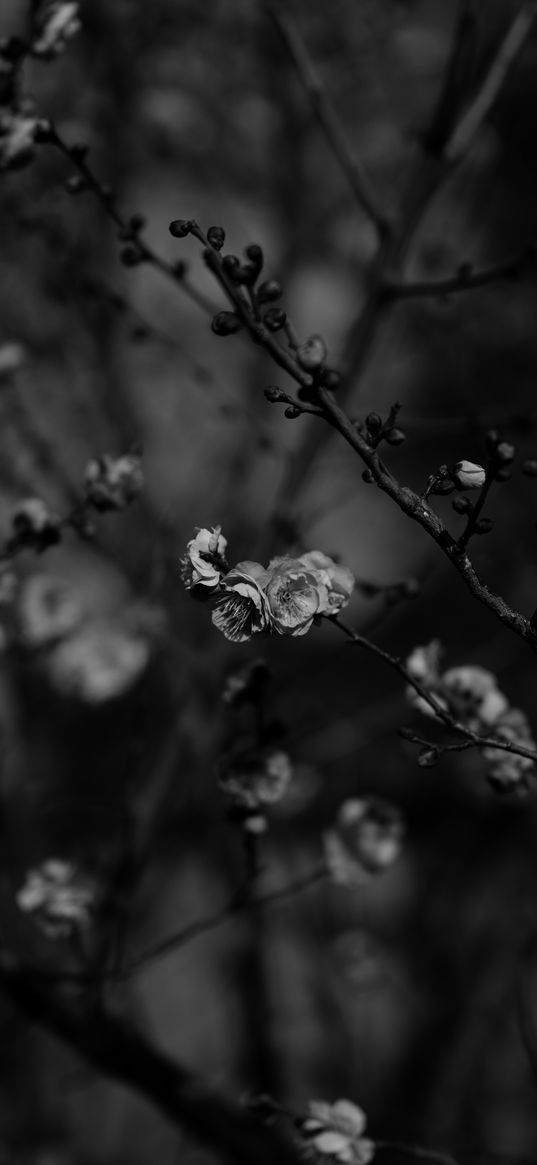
[120,245,142,267]
[263,308,286,332]
[485,429,500,453]
[418,748,439,768]
[207,225,225,250]
[296,385,318,404]
[522,459,537,477]
[322,369,342,391]
[362,469,374,483]
[284,406,301,419]
[451,460,486,490]
[385,427,406,446]
[211,311,242,336]
[452,495,472,514]
[365,412,382,434]
[494,466,512,482]
[494,442,515,465]
[476,518,493,534]
[169,219,192,238]
[257,280,282,304]
[296,335,327,371]
[245,243,263,267]
[264,385,286,403]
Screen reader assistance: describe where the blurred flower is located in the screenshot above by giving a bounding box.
[212,561,271,642]
[17,573,85,648]
[84,452,143,512]
[0,110,40,171]
[301,1099,374,1164]
[0,342,26,378]
[16,859,93,939]
[31,1,81,58]
[483,707,536,792]
[441,665,508,730]
[265,556,328,636]
[296,335,327,371]
[221,658,269,706]
[10,498,61,552]
[298,550,355,615]
[450,460,486,490]
[324,797,404,886]
[180,525,228,592]
[405,640,444,718]
[219,747,292,830]
[47,619,150,702]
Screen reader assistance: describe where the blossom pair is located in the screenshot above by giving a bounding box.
[180,527,354,642]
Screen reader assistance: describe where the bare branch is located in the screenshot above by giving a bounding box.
[384,247,536,301]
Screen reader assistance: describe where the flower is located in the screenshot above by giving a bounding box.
[324,797,404,886]
[301,1099,374,1164]
[0,110,40,171]
[483,707,536,792]
[296,334,327,371]
[298,551,355,615]
[10,498,61,552]
[219,747,293,833]
[180,525,228,592]
[405,640,444,718]
[221,658,270,706]
[16,859,94,938]
[212,561,271,642]
[450,460,486,490]
[47,619,150,702]
[265,556,329,636]
[84,452,143,512]
[0,342,26,379]
[31,1,81,58]
[442,665,508,729]
[17,574,85,648]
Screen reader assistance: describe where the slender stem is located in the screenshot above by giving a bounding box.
[384,248,536,301]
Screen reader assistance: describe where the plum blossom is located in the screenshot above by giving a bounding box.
[265,556,328,636]
[324,797,404,886]
[441,666,508,730]
[16,859,94,938]
[17,574,85,648]
[180,526,228,592]
[84,452,143,513]
[31,1,81,58]
[298,551,355,615]
[219,746,292,832]
[451,460,486,490]
[10,497,61,552]
[483,707,536,792]
[300,1099,374,1164]
[212,561,270,642]
[0,110,41,171]
[47,618,150,703]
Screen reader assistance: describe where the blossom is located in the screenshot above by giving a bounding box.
[450,460,486,490]
[265,556,329,636]
[221,658,269,706]
[0,110,40,171]
[483,707,536,792]
[10,498,61,552]
[219,746,292,833]
[84,452,143,512]
[324,797,404,886]
[180,526,228,592]
[31,1,81,58]
[212,561,271,641]
[301,1099,374,1164]
[47,619,150,702]
[296,334,327,371]
[405,640,444,718]
[17,574,85,648]
[16,859,94,938]
[298,550,355,615]
[0,342,26,378]
[441,665,508,730]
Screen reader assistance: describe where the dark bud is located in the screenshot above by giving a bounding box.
[398,727,420,742]
[222,254,241,273]
[495,466,512,482]
[485,428,500,453]
[263,308,287,332]
[120,245,142,267]
[65,174,87,194]
[452,495,472,514]
[70,142,89,162]
[494,441,515,464]
[211,311,242,336]
[431,479,456,495]
[284,406,301,419]
[365,412,382,435]
[264,385,286,403]
[129,213,146,232]
[246,243,263,263]
[322,369,342,391]
[522,458,537,477]
[169,219,192,238]
[362,469,375,483]
[476,518,493,534]
[296,385,319,404]
[257,279,282,304]
[207,225,226,251]
[385,427,406,446]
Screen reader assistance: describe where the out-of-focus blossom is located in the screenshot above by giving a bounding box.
[0,342,26,378]
[441,665,508,730]
[406,641,442,685]
[16,859,94,938]
[47,619,150,702]
[324,797,404,886]
[31,1,81,58]
[0,110,41,171]
[300,1099,374,1164]
[296,334,327,371]
[298,550,355,615]
[219,747,292,830]
[221,658,269,706]
[10,498,61,552]
[17,573,85,648]
[483,707,536,792]
[84,452,143,512]
[212,561,271,642]
[450,460,486,490]
[180,526,228,592]
[265,556,328,636]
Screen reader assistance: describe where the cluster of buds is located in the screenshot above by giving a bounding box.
[16,859,94,940]
[298,1099,374,1165]
[406,642,536,791]
[180,528,355,642]
[324,797,404,886]
[357,403,406,453]
[219,746,292,833]
[8,498,61,553]
[424,459,487,500]
[84,452,143,513]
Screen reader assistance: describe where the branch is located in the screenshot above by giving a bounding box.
[0,962,303,1165]
[445,1,537,164]
[384,247,537,301]
[264,2,390,239]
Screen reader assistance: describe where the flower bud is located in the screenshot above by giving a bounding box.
[263,308,286,331]
[264,385,286,403]
[284,406,301,419]
[169,219,192,238]
[494,442,515,465]
[257,280,282,304]
[245,243,263,268]
[211,311,242,336]
[120,245,142,267]
[322,369,342,391]
[365,413,382,434]
[385,427,406,446]
[486,429,500,453]
[451,461,486,490]
[362,469,374,483]
[452,495,472,514]
[476,518,493,534]
[207,225,225,250]
[297,335,327,371]
[523,459,537,477]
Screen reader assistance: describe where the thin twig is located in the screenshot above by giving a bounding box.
[384,247,536,301]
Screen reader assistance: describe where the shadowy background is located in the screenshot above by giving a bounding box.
[1,1,537,1163]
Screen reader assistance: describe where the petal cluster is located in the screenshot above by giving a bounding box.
[16,859,94,939]
[324,797,404,886]
[300,1099,374,1164]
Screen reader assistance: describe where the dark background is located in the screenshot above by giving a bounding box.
[1,1,537,1162]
